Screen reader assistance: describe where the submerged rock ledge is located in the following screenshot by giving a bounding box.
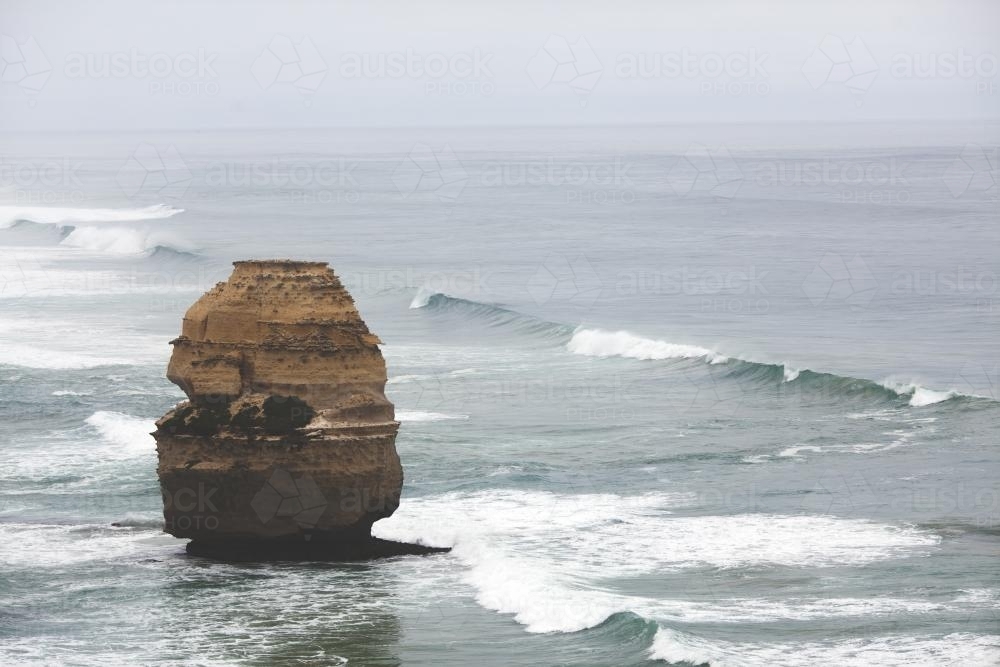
[154,259,447,560]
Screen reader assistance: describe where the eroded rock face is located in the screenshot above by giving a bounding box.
[154,260,404,555]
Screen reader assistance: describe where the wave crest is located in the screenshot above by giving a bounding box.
[0,204,183,228]
[85,411,155,455]
[568,328,729,364]
[569,330,982,409]
[410,290,574,340]
[60,225,193,257]
[650,627,1000,666]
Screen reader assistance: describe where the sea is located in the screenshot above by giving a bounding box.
[1,124,998,666]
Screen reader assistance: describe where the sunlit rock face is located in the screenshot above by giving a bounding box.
[154,260,407,557]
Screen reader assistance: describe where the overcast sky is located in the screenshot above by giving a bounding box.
[1,0,998,131]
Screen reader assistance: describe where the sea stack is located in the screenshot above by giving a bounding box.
[154,259,442,559]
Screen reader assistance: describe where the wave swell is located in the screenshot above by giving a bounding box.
[566,327,987,409]
[410,289,575,341]
[0,204,193,257]
[408,291,989,410]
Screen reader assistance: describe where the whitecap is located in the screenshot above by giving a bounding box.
[567,328,728,364]
[85,411,155,456]
[0,344,136,370]
[60,225,192,256]
[880,380,963,407]
[395,410,469,422]
[778,445,823,458]
[909,387,958,407]
[409,286,437,309]
[0,203,183,228]
[650,627,1000,667]
[374,490,939,634]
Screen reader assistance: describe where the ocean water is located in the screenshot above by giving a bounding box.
[1,125,998,666]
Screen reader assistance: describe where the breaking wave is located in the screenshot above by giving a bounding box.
[371,489,996,664]
[396,410,469,422]
[409,289,575,341]
[85,411,155,456]
[0,204,195,257]
[566,328,988,408]
[408,293,992,410]
[0,204,183,228]
[567,328,729,364]
[59,225,194,257]
[881,382,961,407]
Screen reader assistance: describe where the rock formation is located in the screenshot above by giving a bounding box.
[154,259,444,560]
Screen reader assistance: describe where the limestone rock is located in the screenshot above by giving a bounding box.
[154,260,435,558]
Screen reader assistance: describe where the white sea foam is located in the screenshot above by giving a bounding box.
[908,387,959,407]
[0,204,183,228]
[409,286,436,309]
[85,411,155,456]
[567,329,729,364]
[374,490,939,634]
[52,390,91,396]
[487,465,525,477]
[648,595,947,623]
[389,368,478,385]
[778,445,823,458]
[956,589,1000,607]
[0,316,170,368]
[880,381,962,407]
[395,410,469,422]
[846,409,900,420]
[387,374,424,384]
[649,627,1000,667]
[0,522,175,567]
[59,226,190,256]
[567,331,980,409]
[0,344,135,369]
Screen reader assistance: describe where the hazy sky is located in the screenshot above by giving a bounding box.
[1,0,998,131]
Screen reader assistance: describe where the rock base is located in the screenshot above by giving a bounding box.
[184,537,450,562]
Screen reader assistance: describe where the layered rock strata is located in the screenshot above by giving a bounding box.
[154,259,443,560]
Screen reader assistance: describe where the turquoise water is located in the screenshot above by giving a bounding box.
[1,126,998,665]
